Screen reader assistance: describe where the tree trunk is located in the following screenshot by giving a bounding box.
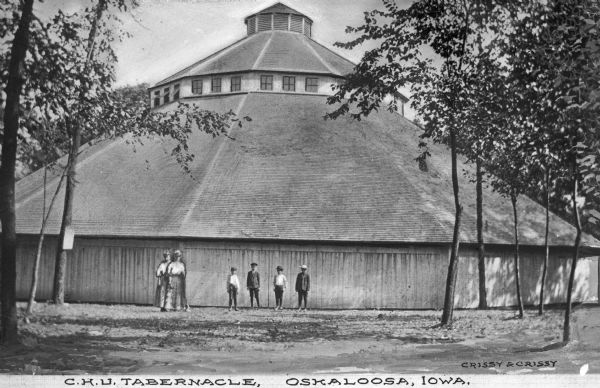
[476,159,487,309]
[441,128,463,326]
[539,168,550,316]
[0,0,35,345]
[563,168,582,343]
[52,122,80,304]
[52,0,107,304]
[511,193,524,319]
[27,166,68,315]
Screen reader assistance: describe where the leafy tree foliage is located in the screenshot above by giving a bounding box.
[326,0,510,325]
[1,0,249,334]
[503,0,600,342]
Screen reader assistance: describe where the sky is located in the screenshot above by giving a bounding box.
[34,0,415,116]
[37,0,393,86]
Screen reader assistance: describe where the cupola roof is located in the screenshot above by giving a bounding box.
[245,2,312,23]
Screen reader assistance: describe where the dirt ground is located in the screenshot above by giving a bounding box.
[0,302,599,375]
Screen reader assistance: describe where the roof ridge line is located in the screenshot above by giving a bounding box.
[153,34,257,87]
[307,37,357,67]
[177,94,250,232]
[251,33,274,70]
[15,139,121,212]
[299,35,340,75]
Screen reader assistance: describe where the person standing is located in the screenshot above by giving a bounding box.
[295,264,310,311]
[165,249,188,311]
[246,262,261,308]
[154,250,171,312]
[226,267,240,311]
[273,266,287,310]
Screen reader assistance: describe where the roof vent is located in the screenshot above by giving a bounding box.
[245,2,313,37]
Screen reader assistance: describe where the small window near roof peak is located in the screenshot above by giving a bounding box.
[260,75,273,91]
[153,90,160,107]
[211,77,221,93]
[305,77,319,93]
[163,87,170,104]
[283,76,295,92]
[247,16,256,35]
[192,79,203,95]
[230,76,241,92]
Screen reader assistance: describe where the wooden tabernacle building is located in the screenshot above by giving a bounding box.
[10,3,600,309]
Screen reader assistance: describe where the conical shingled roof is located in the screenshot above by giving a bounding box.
[12,93,600,251]
[11,4,600,252]
[154,31,354,88]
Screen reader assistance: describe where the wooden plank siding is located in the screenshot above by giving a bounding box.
[460,246,599,308]
[12,236,598,309]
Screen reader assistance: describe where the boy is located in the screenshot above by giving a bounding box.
[226,267,240,311]
[247,262,261,308]
[295,264,310,311]
[273,266,288,310]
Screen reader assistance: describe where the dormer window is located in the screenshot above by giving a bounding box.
[230,76,241,92]
[173,84,180,100]
[305,77,319,93]
[192,79,203,95]
[283,76,296,92]
[153,90,160,107]
[260,75,273,91]
[211,77,221,93]
[163,87,170,104]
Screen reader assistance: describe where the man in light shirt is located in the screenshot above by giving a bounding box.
[226,267,240,311]
[273,266,288,310]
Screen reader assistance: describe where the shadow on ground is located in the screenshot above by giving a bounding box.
[0,303,597,374]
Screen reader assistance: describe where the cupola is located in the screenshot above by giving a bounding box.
[244,2,313,37]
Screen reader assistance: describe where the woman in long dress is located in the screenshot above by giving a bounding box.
[164,250,188,311]
[154,250,171,311]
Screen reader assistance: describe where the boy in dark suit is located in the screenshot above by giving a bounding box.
[247,262,261,308]
[295,264,310,311]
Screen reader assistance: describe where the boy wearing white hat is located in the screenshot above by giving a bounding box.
[295,264,310,311]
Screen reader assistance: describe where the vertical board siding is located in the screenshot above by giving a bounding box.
[459,247,599,308]
[15,238,57,301]
[13,236,598,309]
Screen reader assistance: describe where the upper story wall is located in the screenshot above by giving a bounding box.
[150,72,342,108]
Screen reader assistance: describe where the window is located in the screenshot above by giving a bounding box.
[192,79,203,95]
[247,16,256,34]
[282,76,296,91]
[173,84,180,100]
[258,14,271,31]
[305,77,319,93]
[211,77,221,93]
[290,15,303,33]
[274,13,288,30]
[304,21,312,37]
[260,75,273,91]
[153,90,160,107]
[230,76,241,92]
[163,87,170,104]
